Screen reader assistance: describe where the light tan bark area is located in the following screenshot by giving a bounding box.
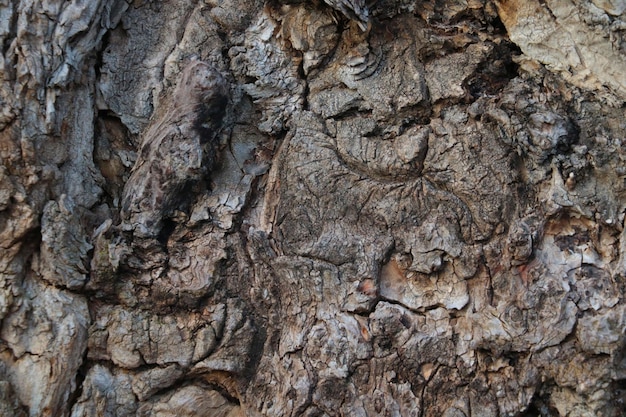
[0,0,625,416]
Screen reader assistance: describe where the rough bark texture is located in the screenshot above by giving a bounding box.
[1,0,626,416]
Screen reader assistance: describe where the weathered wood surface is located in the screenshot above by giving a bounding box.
[0,0,625,416]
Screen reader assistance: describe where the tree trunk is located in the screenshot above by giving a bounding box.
[1,0,625,416]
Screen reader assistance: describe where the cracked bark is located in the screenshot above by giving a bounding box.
[1,0,626,416]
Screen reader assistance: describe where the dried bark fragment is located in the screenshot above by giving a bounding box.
[495,0,626,98]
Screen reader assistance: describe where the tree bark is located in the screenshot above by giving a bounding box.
[1,0,625,416]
